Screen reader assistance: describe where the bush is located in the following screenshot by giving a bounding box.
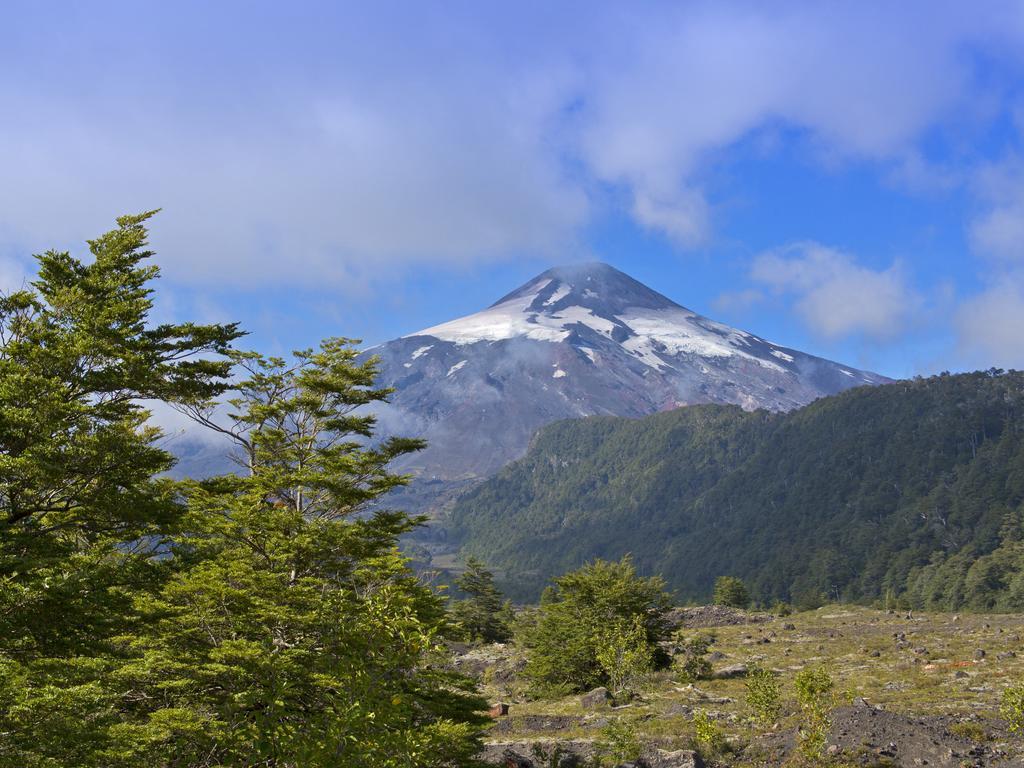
[519,556,671,694]
[713,576,750,608]
[448,556,513,643]
[744,666,782,727]
[596,719,642,766]
[794,666,836,763]
[692,709,726,755]
[1001,683,1024,734]
[673,632,715,682]
[596,615,655,697]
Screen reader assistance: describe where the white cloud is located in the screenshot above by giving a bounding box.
[750,242,921,340]
[1,3,1023,283]
[955,279,1024,369]
[969,155,1024,263]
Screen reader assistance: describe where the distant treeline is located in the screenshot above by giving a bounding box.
[451,370,1024,610]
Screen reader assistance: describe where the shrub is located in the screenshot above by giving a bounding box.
[713,576,750,608]
[948,721,988,742]
[519,556,671,694]
[692,709,726,755]
[794,666,836,763]
[596,615,655,697]
[744,666,782,727]
[673,632,715,682]
[596,719,642,766]
[1001,683,1024,734]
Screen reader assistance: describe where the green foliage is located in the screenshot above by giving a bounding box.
[794,666,836,764]
[0,214,487,766]
[744,666,782,727]
[121,341,487,766]
[595,615,655,696]
[692,709,726,755]
[452,370,1024,610]
[595,719,642,766]
[1001,682,1024,735]
[673,632,715,682]
[518,556,671,694]
[771,600,793,616]
[0,213,240,767]
[713,576,751,608]
[948,721,988,742]
[449,556,513,643]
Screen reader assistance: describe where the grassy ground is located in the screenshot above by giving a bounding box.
[468,605,1024,766]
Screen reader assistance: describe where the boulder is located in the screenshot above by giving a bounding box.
[712,663,748,679]
[580,686,613,709]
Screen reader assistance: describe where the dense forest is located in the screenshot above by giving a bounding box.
[451,371,1024,608]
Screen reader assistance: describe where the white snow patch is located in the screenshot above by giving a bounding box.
[403,363,412,368]
[552,368,567,378]
[617,308,785,372]
[447,360,467,377]
[771,349,795,363]
[544,282,570,306]
[840,369,854,377]
[583,289,599,299]
[580,347,596,363]
[411,345,433,360]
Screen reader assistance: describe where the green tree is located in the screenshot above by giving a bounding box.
[116,342,487,766]
[744,666,782,727]
[794,666,836,764]
[595,615,655,697]
[0,212,240,767]
[520,556,671,694]
[713,575,750,608]
[449,556,513,643]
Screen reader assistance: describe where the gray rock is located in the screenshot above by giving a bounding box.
[643,748,704,768]
[712,663,748,679]
[580,686,613,709]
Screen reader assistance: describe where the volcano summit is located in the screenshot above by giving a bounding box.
[367,263,888,505]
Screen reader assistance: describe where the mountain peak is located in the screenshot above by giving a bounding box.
[490,262,681,314]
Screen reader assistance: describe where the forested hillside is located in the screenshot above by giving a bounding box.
[451,371,1024,608]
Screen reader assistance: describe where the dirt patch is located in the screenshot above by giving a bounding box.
[827,701,1013,767]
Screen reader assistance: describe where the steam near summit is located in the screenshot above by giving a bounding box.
[368,263,887,507]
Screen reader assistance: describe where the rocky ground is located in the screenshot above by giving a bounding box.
[454,606,1024,767]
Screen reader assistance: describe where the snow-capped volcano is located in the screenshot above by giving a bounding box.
[367,263,888,509]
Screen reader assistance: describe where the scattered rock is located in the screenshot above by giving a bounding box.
[997,651,1016,660]
[580,687,613,709]
[974,649,986,660]
[782,622,796,630]
[489,702,510,718]
[664,605,769,629]
[712,663,748,679]
[642,748,704,768]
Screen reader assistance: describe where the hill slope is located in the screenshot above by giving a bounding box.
[451,371,1024,607]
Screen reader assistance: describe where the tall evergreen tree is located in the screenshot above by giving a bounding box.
[450,556,513,643]
[117,343,487,766]
[0,212,240,767]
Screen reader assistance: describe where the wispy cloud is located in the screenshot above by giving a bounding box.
[1,2,1023,293]
[748,242,923,340]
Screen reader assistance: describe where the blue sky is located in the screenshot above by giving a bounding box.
[3,1,1024,379]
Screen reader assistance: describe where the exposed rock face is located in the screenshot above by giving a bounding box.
[366,263,887,514]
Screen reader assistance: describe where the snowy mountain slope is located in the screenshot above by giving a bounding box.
[366,263,889,505]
